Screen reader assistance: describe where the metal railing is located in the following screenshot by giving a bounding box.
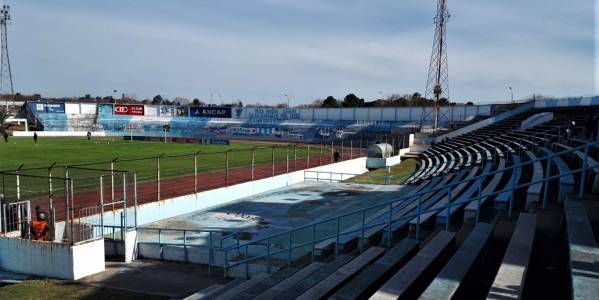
[210,139,599,278]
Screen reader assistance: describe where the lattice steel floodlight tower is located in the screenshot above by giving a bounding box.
[0,4,13,109]
[424,0,450,131]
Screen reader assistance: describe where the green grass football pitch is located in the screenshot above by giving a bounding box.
[0,137,332,199]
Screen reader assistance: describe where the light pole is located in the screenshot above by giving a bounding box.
[284,94,290,108]
[509,87,514,103]
[379,91,384,100]
[217,93,223,105]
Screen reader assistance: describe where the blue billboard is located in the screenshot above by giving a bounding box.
[46,103,65,113]
[28,102,47,113]
[189,107,232,118]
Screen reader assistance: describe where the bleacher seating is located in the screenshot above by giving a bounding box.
[177,104,599,300]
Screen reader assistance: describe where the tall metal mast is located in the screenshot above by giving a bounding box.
[424,0,449,131]
[0,4,13,109]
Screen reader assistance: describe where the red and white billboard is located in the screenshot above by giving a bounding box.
[114,104,144,116]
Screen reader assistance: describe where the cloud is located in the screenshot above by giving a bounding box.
[8,0,595,104]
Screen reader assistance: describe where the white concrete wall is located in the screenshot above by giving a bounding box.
[13,131,107,137]
[534,96,599,108]
[80,104,96,114]
[0,237,105,280]
[71,239,106,279]
[65,103,80,114]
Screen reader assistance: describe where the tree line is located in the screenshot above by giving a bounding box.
[6,92,475,108]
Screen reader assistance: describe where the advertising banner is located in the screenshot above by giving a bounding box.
[28,102,47,113]
[159,106,176,116]
[98,104,113,115]
[114,104,144,116]
[189,107,232,118]
[46,103,65,113]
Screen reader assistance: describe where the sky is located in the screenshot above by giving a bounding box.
[6,0,596,105]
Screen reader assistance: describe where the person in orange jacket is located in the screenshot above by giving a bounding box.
[30,211,49,241]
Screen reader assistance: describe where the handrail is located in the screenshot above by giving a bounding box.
[215,138,599,277]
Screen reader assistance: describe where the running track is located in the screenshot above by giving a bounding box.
[29,151,365,222]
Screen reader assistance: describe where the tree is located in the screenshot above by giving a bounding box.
[192,98,202,106]
[465,101,474,106]
[342,93,364,107]
[322,96,339,108]
[173,97,190,106]
[152,95,163,105]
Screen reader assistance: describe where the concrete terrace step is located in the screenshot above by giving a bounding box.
[419,223,495,300]
[253,261,325,300]
[230,266,299,300]
[564,200,599,300]
[525,151,545,212]
[269,255,354,299]
[370,231,456,300]
[183,284,223,300]
[213,273,270,300]
[487,213,536,300]
[296,246,386,300]
[184,278,245,300]
[331,239,420,300]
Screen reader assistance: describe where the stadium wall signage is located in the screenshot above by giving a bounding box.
[98,104,113,115]
[189,107,232,118]
[46,103,65,113]
[114,104,145,116]
[28,102,47,113]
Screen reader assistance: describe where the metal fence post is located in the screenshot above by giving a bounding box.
[320,143,323,166]
[100,176,104,238]
[286,146,289,174]
[194,153,198,193]
[225,151,230,186]
[359,139,363,157]
[307,144,310,168]
[156,156,161,201]
[350,140,353,159]
[271,146,276,176]
[294,145,297,171]
[251,148,256,180]
[133,173,138,228]
[111,160,115,203]
[64,167,70,243]
[15,167,20,200]
[331,141,334,163]
[70,179,75,245]
[341,140,344,161]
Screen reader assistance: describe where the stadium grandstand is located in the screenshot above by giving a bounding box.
[20,100,497,143]
[1,96,599,299]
